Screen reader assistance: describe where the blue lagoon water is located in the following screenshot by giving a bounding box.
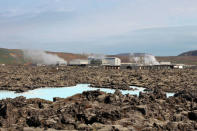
[0,84,174,101]
[166,92,175,98]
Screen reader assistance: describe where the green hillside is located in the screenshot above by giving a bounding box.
[0,48,26,65]
[0,48,87,65]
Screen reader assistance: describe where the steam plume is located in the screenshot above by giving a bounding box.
[23,50,67,65]
[144,54,160,65]
[130,53,160,65]
[88,53,106,59]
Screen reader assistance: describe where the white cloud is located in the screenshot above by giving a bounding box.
[0,0,197,55]
[0,0,75,18]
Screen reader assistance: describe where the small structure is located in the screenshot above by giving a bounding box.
[174,64,185,69]
[102,57,121,69]
[160,62,171,65]
[88,57,103,66]
[69,59,88,66]
[103,57,121,66]
[139,65,174,70]
[121,64,174,70]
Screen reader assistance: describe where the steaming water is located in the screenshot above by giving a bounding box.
[0,84,174,101]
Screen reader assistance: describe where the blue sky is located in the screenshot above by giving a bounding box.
[0,0,197,56]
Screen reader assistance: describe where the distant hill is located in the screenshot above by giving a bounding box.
[0,48,87,65]
[0,48,197,65]
[179,50,197,56]
[47,52,87,62]
[0,48,25,65]
[156,56,197,65]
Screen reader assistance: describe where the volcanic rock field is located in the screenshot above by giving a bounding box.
[0,66,196,130]
[0,66,197,93]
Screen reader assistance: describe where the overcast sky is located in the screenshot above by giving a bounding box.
[0,0,197,56]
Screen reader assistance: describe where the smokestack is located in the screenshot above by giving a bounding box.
[23,50,67,65]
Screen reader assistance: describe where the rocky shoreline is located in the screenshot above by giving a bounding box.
[0,89,196,130]
[0,66,196,93]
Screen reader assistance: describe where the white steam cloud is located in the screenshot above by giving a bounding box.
[23,50,67,65]
[130,53,160,65]
[88,53,106,59]
[144,54,160,65]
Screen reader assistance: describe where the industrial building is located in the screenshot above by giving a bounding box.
[173,64,185,69]
[67,56,190,70]
[103,57,121,66]
[121,63,190,70]
[88,57,121,66]
[88,57,103,66]
[160,62,171,65]
[121,64,174,70]
[87,57,121,69]
[69,59,88,66]
[102,57,121,69]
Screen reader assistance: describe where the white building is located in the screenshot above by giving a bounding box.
[69,59,88,65]
[160,62,171,65]
[174,64,185,69]
[103,57,121,66]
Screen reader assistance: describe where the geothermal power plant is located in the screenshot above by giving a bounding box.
[23,50,191,70]
[65,53,189,70]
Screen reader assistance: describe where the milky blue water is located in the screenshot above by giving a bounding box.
[166,92,175,98]
[0,84,174,101]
